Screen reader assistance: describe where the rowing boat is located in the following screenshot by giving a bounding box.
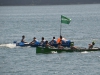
[36,46,100,53]
[13,41,73,47]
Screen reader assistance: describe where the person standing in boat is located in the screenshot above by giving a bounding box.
[88,42,95,49]
[21,35,27,43]
[49,37,57,45]
[40,37,46,45]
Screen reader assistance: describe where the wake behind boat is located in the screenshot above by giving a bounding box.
[0,43,16,48]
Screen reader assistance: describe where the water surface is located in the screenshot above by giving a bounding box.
[0,4,100,75]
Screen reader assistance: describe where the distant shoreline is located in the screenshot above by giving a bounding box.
[0,3,100,6]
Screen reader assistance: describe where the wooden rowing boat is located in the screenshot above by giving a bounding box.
[36,46,100,53]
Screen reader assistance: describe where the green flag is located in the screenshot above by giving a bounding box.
[61,15,71,24]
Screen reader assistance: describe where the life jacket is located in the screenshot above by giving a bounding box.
[57,38,62,44]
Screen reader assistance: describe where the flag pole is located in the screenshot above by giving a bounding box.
[60,23,62,36]
[60,15,62,36]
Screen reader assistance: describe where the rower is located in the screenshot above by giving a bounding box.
[57,43,64,49]
[21,35,27,43]
[49,37,57,45]
[45,41,54,48]
[30,37,36,45]
[40,37,46,45]
[45,41,51,48]
[57,35,62,44]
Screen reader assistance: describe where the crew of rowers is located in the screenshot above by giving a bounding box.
[21,35,95,49]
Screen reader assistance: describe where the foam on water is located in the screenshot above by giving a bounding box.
[0,43,16,48]
[51,51,57,54]
[81,51,89,53]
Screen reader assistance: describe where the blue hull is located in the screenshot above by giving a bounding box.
[16,42,30,47]
[15,42,41,47]
[15,43,71,47]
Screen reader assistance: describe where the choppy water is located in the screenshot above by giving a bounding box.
[0,4,100,75]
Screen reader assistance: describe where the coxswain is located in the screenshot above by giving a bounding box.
[88,42,95,49]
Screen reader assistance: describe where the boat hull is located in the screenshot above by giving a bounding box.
[36,46,100,53]
[16,42,30,47]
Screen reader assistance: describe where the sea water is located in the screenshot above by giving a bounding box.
[0,4,100,75]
